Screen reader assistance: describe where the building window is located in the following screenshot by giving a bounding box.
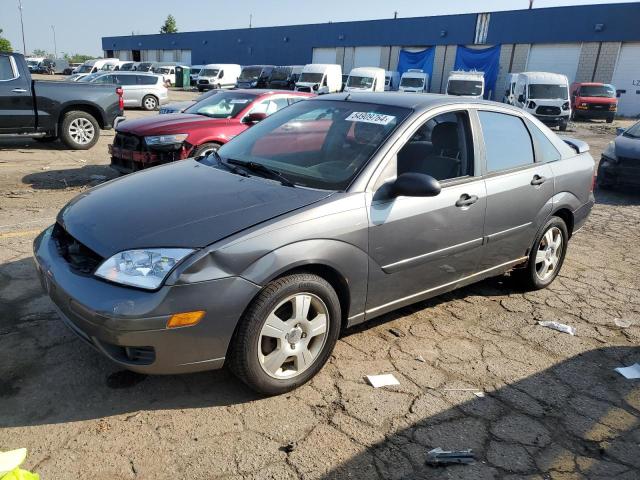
[474,13,491,45]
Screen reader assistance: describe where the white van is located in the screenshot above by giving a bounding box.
[385,71,400,91]
[503,73,519,105]
[344,67,386,93]
[398,70,429,93]
[446,71,485,99]
[295,64,342,94]
[152,63,188,86]
[197,64,242,91]
[189,65,204,85]
[514,71,571,131]
[76,58,121,74]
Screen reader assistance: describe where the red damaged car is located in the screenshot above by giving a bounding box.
[109,89,313,173]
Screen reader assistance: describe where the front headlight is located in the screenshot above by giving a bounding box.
[602,141,618,163]
[145,134,188,146]
[95,248,194,290]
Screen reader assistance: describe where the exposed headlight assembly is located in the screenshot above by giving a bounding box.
[95,248,194,290]
[145,134,188,146]
[602,141,618,163]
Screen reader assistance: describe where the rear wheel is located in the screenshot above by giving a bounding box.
[517,217,568,290]
[60,111,100,150]
[142,95,158,111]
[228,273,341,395]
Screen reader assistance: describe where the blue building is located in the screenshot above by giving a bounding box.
[102,3,640,115]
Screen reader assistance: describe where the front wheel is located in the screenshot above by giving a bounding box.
[606,115,614,124]
[517,217,568,290]
[142,95,159,111]
[228,273,341,395]
[192,142,221,159]
[60,111,100,150]
[559,119,568,131]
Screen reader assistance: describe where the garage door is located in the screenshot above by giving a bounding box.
[161,50,175,62]
[179,50,192,65]
[526,43,581,83]
[312,48,337,64]
[353,47,382,68]
[611,42,640,117]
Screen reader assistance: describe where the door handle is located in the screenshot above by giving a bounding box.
[531,175,547,186]
[455,194,479,208]
[12,88,28,93]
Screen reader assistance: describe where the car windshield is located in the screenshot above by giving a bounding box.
[298,72,323,83]
[239,67,262,81]
[184,91,256,118]
[200,68,219,77]
[400,77,424,88]
[27,60,39,66]
[270,67,290,81]
[137,63,153,71]
[153,67,171,74]
[202,100,411,190]
[190,68,202,75]
[447,80,483,96]
[528,84,568,99]
[347,76,374,89]
[77,64,94,73]
[579,85,616,98]
[623,121,640,139]
[120,63,134,71]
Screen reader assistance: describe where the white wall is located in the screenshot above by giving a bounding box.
[611,42,640,116]
[353,47,382,68]
[312,48,337,64]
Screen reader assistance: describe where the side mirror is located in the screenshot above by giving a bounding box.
[243,112,267,124]
[391,173,441,198]
[616,127,625,136]
[518,94,525,103]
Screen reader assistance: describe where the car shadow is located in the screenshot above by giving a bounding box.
[594,186,640,206]
[316,344,640,479]
[0,138,71,151]
[22,165,119,190]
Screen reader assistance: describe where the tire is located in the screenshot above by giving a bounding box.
[60,111,100,150]
[570,110,576,121]
[197,87,204,92]
[192,142,221,159]
[228,273,341,395]
[142,95,159,111]
[559,119,568,132]
[517,217,569,290]
[606,115,614,124]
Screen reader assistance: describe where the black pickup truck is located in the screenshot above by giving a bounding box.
[0,52,124,149]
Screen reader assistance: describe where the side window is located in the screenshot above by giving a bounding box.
[218,70,224,78]
[116,75,136,86]
[95,75,113,84]
[525,119,561,163]
[478,111,534,173]
[394,111,474,182]
[0,56,16,81]
[137,75,158,85]
[249,99,271,115]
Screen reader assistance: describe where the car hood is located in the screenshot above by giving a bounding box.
[57,160,332,258]
[577,96,617,104]
[116,113,228,135]
[160,101,195,112]
[615,134,640,159]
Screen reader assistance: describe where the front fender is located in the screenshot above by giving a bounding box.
[240,239,369,321]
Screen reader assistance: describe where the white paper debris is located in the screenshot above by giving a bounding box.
[538,321,576,336]
[473,392,485,398]
[415,355,426,363]
[366,373,400,388]
[614,318,632,328]
[614,363,640,379]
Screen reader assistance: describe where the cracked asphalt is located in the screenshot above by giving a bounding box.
[1,84,639,479]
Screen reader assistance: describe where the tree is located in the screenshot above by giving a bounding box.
[0,28,12,53]
[32,48,48,57]
[160,15,178,34]
[62,52,94,63]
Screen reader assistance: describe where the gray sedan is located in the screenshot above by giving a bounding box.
[33,93,595,394]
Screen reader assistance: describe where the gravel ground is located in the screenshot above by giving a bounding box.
[1,83,639,479]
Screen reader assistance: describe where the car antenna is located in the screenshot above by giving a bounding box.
[345,93,351,101]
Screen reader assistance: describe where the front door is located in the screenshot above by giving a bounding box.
[476,110,554,270]
[0,54,34,132]
[365,109,486,317]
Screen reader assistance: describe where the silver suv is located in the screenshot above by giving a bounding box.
[79,72,168,110]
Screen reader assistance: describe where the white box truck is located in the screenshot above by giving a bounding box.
[344,67,386,92]
[295,64,342,94]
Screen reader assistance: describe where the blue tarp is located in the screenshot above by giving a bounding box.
[453,45,502,99]
[397,48,435,89]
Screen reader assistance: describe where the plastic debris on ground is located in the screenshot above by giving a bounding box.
[388,328,405,338]
[614,363,640,379]
[415,355,426,363]
[538,321,576,336]
[426,447,475,466]
[366,373,400,388]
[473,391,485,398]
[614,318,632,328]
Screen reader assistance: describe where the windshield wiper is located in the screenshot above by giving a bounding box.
[227,159,296,187]
[207,150,249,177]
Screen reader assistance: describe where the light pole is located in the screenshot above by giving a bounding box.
[51,25,57,58]
[17,0,27,54]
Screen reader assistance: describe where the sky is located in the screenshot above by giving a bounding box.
[1,0,637,57]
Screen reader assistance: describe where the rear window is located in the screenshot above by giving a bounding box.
[479,111,534,173]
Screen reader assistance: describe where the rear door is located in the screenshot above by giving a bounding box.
[0,54,35,132]
[476,109,554,270]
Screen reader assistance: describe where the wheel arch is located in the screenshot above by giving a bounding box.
[58,102,105,130]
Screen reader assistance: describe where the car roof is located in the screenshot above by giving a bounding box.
[519,71,568,82]
[225,89,313,97]
[314,91,520,113]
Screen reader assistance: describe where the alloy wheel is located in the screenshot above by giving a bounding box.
[257,293,329,380]
[144,97,157,110]
[68,118,95,145]
[534,226,563,281]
